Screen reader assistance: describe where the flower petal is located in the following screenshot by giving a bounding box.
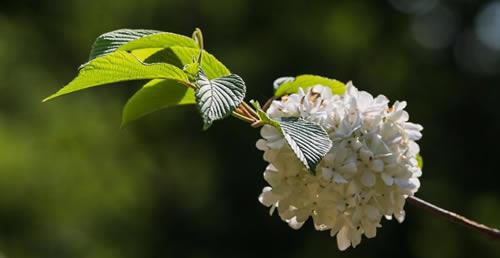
[336,226,351,251]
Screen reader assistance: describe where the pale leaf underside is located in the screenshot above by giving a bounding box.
[278,117,332,172]
[195,70,246,129]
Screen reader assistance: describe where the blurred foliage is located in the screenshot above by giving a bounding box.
[0,0,499,257]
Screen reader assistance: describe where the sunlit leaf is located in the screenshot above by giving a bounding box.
[44,51,188,101]
[139,47,230,79]
[274,74,345,97]
[88,29,197,61]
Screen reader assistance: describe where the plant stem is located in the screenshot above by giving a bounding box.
[407,196,500,240]
[231,111,254,124]
[180,81,197,90]
[262,96,277,111]
[241,101,259,119]
[238,105,256,121]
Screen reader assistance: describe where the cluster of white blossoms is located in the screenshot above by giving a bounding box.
[256,82,423,250]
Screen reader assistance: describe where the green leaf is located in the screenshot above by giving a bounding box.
[277,117,332,173]
[89,29,159,60]
[417,154,423,169]
[250,100,279,127]
[122,79,196,125]
[274,75,345,97]
[195,70,246,130]
[44,50,188,101]
[88,29,198,61]
[141,47,230,79]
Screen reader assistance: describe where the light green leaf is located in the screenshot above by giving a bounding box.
[122,79,195,125]
[274,75,345,97]
[141,47,230,79]
[88,29,198,61]
[195,70,246,130]
[44,50,188,101]
[277,117,332,173]
[250,100,279,128]
[417,154,423,169]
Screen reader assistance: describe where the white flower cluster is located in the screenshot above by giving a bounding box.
[256,83,423,250]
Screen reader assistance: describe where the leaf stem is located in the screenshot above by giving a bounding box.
[231,110,254,124]
[262,96,277,111]
[237,106,256,121]
[179,81,197,90]
[241,101,259,119]
[192,28,204,65]
[407,196,500,240]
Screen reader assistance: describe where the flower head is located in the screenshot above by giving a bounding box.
[257,83,423,250]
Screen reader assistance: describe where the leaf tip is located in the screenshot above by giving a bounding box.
[120,117,130,128]
[202,120,212,131]
[42,94,56,103]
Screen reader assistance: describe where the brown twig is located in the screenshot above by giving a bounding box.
[237,105,258,122]
[407,196,500,240]
[262,96,277,111]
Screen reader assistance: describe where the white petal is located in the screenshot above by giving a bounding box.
[407,141,420,156]
[374,95,389,106]
[256,139,268,151]
[338,162,357,174]
[393,101,407,110]
[267,138,285,149]
[359,148,373,164]
[381,173,394,186]
[347,181,360,195]
[364,205,380,220]
[406,129,422,141]
[336,226,351,251]
[323,153,336,164]
[363,222,377,238]
[258,187,276,207]
[351,229,362,247]
[287,217,305,230]
[405,123,423,141]
[267,203,277,215]
[370,159,384,172]
[321,167,334,181]
[361,172,376,187]
[333,172,348,184]
[260,125,278,138]
[395,178,420,191]
[334,146,349,163]
[395,210,406,223]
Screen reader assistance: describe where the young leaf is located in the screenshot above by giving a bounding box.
[277,117,332,173]
[417,154,423,169]
[89,29,159,60]
[274,74,345,97]
[138,47,230,79]
[195,70,246,130]
[122,79,196,125]
[250,100,279,128]
[44,50,188,101]
[273,76,295,91]
[88,29,198,61]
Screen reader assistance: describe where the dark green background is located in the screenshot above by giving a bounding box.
[1,0,499,257]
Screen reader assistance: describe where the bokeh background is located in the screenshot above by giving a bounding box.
[1,0,500,257]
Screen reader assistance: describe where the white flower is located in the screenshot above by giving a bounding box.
[257,83,423,250]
